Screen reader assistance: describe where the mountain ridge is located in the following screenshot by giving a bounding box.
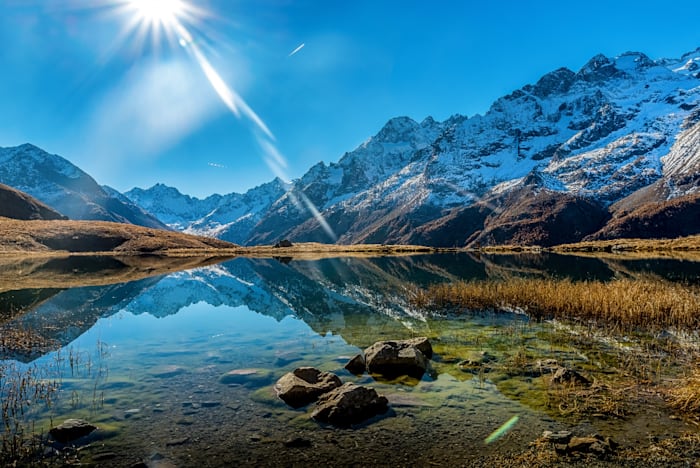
[0,143,168,229]
[5,47,700,247]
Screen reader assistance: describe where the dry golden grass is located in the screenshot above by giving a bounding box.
[668,368,700,416]
[551,235,700,253]
[414,278,700,330]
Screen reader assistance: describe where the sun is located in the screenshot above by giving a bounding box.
[112,0,200,53]
[128,0,185,25]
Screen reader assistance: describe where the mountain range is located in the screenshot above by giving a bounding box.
[2,48,700,247]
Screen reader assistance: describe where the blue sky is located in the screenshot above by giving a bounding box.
[0,0,698,197]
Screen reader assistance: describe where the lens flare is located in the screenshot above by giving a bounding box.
[107,0,337,241]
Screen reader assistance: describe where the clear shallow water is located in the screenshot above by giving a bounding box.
[1,253,699,466]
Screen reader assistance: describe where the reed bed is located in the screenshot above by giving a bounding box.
[413,278,700,330]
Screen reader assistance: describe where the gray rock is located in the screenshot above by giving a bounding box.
[457,350,496,371]
[364,339,429,378]
[344,354,366,375]
[311,383,389,426]
[552,367,590,386]
[274,367,342,408]
[273,239,293,248]
[49,419,97,443]
[542,430,572,444]
[566,435,617,456]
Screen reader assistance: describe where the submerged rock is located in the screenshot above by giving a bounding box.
[311,383,389,426]
[274,367,342,408]
[49,418,97,443]
[219,368,273,387]
[457,350,497,372]
[150,365,187,378]
[364,339,429,378]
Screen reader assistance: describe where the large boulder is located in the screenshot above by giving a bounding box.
[364,339,430,378]
[274,367,342,408]
[49,419,97,443]
[311,383,389,426]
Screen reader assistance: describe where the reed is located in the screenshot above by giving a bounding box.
[413,278,700,330]
[0,362,57,462]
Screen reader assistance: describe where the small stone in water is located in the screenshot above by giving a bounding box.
[166,437,190,446]
[284,437,312,448]
[150,365,187,378]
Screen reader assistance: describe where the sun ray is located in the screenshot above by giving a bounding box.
[101,0,337,241]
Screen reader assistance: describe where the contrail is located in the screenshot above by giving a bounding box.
[288,43,305,57]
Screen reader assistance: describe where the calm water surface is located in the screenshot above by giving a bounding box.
[1,253,699,466]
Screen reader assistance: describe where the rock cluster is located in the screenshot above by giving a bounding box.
[274,337,433,426]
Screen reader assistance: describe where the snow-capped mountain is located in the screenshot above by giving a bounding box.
[125,179,286,244]
[0,144,167,229]
[123,48,700,246]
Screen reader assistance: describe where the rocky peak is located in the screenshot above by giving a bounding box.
[613,51,654,72]
[374,116,421,142]
[577,53,622,82]
[531,67,576,98]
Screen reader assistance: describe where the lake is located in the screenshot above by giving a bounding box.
[1,252,699,466]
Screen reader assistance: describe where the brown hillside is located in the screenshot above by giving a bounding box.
[587,192,700,241]
[468,190,609,247]
[0,218,236,254]
[0,183,67,220]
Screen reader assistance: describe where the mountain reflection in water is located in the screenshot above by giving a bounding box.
[1,252,699,467]
[2,252,698,362]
